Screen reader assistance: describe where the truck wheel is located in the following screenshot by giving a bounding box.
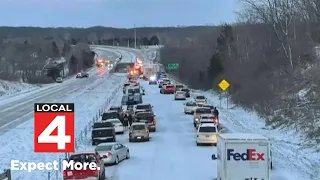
[129,138,132,142]
[193,123,196,127]
[196,142,200,146]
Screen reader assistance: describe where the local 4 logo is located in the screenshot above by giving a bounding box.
[34,103,75,152]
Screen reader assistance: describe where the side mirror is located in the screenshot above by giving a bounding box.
[211,154,217,160]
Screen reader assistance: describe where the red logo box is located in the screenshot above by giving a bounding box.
[34,103,75,152]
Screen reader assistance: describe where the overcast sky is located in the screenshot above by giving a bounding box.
[0,0,238,28]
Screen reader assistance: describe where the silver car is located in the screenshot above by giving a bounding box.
[95,142,130,165]
[129,122,150,142]
[174,91,186,100]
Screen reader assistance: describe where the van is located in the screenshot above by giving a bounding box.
[211,133,272,180]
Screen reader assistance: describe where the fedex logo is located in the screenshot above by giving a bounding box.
[227,149,265,161]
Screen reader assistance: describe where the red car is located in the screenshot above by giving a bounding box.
[160,85,175,94]
[63,151,105,180]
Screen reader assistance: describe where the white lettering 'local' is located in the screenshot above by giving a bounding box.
[36,104,73,112]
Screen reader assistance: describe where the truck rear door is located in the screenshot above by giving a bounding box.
[225,141,270,180]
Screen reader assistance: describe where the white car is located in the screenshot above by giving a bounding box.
[55,77,63,83]
[196,123,219,146]
[174,91,186,100]
[195,95,207,104]
[184,101,197,114]
[105,118,124,134]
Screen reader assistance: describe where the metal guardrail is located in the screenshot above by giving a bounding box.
[0,169,11,180]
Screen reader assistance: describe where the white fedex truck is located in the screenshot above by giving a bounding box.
[211,133,272,180]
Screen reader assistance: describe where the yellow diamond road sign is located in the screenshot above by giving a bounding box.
[218,79,230,91]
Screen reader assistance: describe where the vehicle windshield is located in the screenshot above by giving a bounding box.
[176,85,184,88]
[109,107,120,111]
[128,88,140,94]
[181,88,189,92]
[196,108,211,114]
[102,112,118,120]
[196,96,205,99]
[69,154,97,163]
[136,105,151,110]
[199,126,217,132]
[108,119,121,124]
[166,85,174,88]
[93,122,113,128]
[132,125,145,130]
[177,91,185,94]
[186,102,196,106]
[135,113,153,121]
[95,145,113,151]
[203,105,214,109]
[201,116,213,119]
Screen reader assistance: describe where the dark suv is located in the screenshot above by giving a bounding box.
[91,122,116,145]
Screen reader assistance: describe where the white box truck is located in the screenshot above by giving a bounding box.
[211,133,272,180]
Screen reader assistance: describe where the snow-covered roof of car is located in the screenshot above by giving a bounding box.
[200,114,215,117]
[199,123,217,127]
[136,103,151,106]
[72,151,96,155]
[105,118,120,122]
[97,142,117,146]
[131,122,147,126]
[104,110,118,113]
[176,91,185,93]
[219,133,269,140]
[195,107,211,110]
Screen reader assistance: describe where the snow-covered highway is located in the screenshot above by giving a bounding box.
[0,46,319,180]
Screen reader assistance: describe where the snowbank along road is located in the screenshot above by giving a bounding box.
[0,46,134,180]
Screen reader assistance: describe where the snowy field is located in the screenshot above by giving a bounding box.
[0,80,42,99]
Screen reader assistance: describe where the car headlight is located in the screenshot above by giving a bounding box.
[150,76,156,81]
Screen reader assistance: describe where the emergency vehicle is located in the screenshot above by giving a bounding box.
[96,59,110,67]
[211,133,272,180]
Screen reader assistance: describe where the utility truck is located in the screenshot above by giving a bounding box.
[211,133,272,180]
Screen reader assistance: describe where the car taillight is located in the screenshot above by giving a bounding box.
[93,169,99,177]
[107,152,112,157]
[63,170,72,177]
[63,170,67,177]
[153,119,156,125]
